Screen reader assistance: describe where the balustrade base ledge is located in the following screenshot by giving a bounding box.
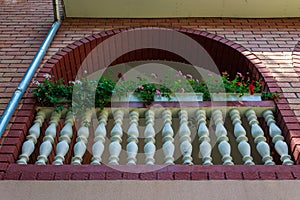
[107,100,275,108]
[3,164,300,181]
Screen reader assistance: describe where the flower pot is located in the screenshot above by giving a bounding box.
[211,93,262,101]
[154,93,203,102]
[154,95,169,102]
[171,93,203,102]
[112,93,205,102]
[111,94,140,102]
[241,94,262,101]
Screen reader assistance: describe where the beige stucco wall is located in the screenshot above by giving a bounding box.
[1,180,300,200]
[64,0,300,18]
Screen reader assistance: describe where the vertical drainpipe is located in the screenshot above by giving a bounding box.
[0,0,61,136]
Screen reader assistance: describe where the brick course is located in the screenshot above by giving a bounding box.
[2,164,299,181]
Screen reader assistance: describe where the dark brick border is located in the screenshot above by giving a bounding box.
[3,164,300,181]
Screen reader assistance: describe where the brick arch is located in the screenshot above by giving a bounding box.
[2,27,300,180]
[39,27,268,92]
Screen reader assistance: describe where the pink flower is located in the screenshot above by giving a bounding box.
[138,85,144,90]
[181,88,185,93]
[178,70,183,76]
[151,73,157,78]
[186,74,192,79]
[237,72,243,77]
[156,89,161,96]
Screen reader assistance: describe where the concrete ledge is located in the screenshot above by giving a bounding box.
[1,180,300,200]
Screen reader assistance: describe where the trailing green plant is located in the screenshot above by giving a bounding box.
[32,74,72,111]
[220,71,263,95]
[190,71,265,100]
[71,77,117,115]
[71,78,97,116]
[31,70,279,113]
[261,91,280,100]
[95,77,116,108]
[134,83,172,105]
[114,73,172,104]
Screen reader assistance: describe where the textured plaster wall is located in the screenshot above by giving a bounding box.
[1,180,300,200]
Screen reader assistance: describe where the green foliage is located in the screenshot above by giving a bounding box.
[134,83,172,105]
[261,91,280,100]
[71,78,97,116]
[32,71,279,113]
[95,77,116,108]
[32,78,72,111]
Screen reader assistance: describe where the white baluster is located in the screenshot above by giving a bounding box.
[263,110,294,165]
[245,109,275,165]
[17,109,48,164]
[178,109,193,165]
[91,110,108,165]
[53,111,75,165]
[230,109,254,165]
[108,109,124,165]
[196,110,212,165]
[162,109,175,164]
[71,110,93,165]
[144,110,156,165]
[211,109,233,165]
[36,110,62,165]
[126,110,139,165]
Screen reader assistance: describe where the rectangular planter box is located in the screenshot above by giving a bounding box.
[111,94,140,102]
[211,93,262,101]
[112,93,204,102]
[155,93,203,102]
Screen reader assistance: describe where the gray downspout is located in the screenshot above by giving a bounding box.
[0,0,61,136]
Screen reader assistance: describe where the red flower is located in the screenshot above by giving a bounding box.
[237,82,242,85]
[222,72,227,75]
[248,84,255,95]
[118,73,125,81]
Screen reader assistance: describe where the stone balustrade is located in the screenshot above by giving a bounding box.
[17,105,294,165]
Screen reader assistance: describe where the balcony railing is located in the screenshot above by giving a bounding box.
[17,101,294,166]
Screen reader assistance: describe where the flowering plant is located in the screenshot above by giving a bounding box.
[32,74,72,111]
[217,71,263,95]
[32,70,279,114]
[114,73,172,105]
[71,77,115,115]
[32,74,116,115]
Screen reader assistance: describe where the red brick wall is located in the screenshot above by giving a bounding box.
[1,0,300,180]
[0,0,54,177]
